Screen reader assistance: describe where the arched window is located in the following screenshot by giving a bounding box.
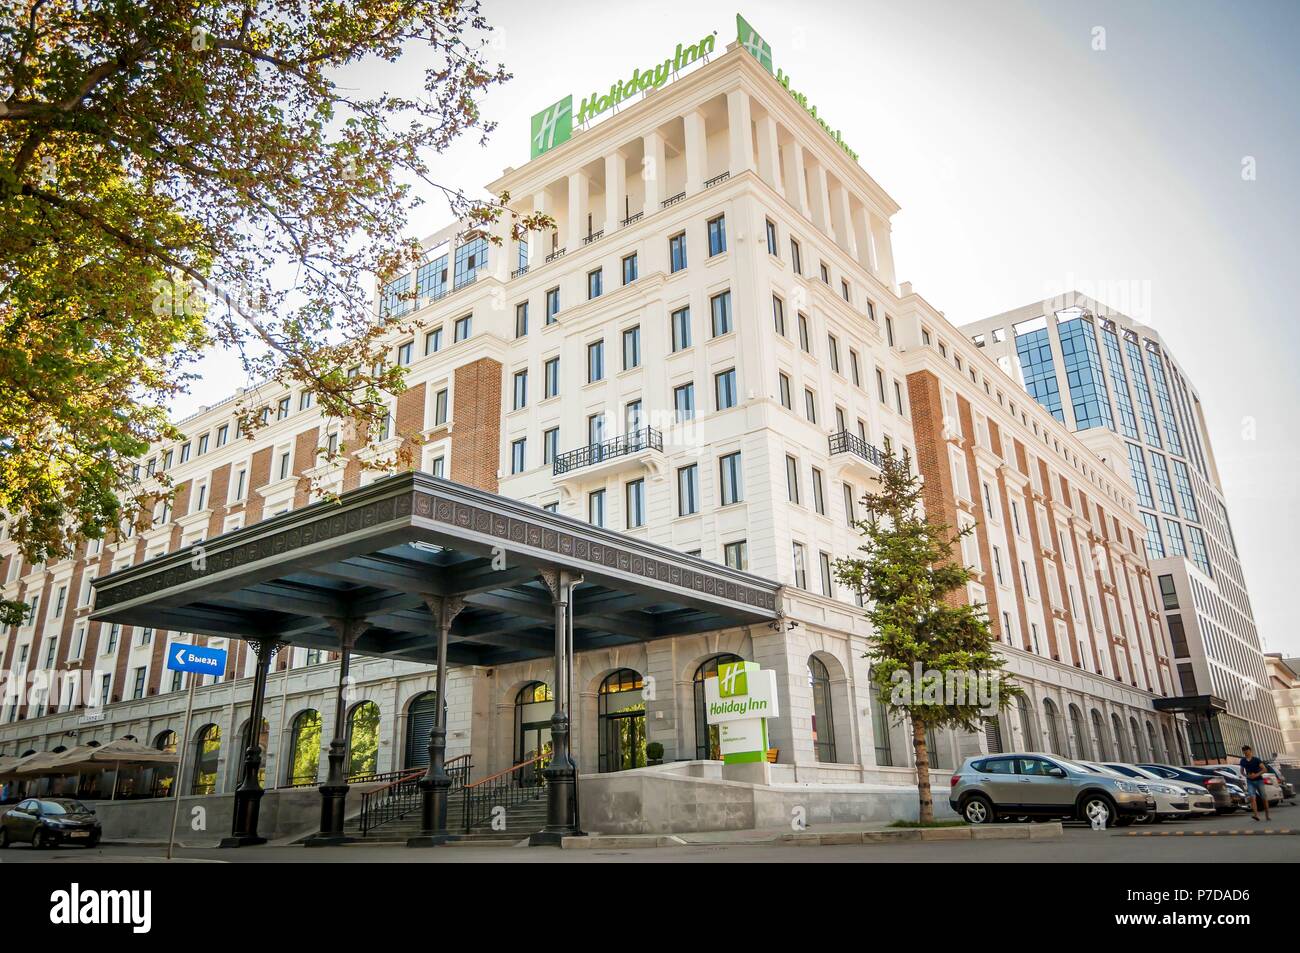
[871,668,894,766]
[51,745,67,753]
[1112,713,1130,761]
[693,654,743,760]
[287,710,322,785]
[404,692,441,769]
[1130,717,1146,762]
[191,724,221,795]
[346,702,380,779]
[237,718,270,786]
[983,716,1004,753]
[598,670,646,773]
[809,657,837,764]
[514,682,554,765]
[1146,721,1161,764]
[154,730,177,752]
[151,730,178,797]
[1090,710,1108,760]
[925,725,948,770]
[1017,697,1038,752]
[1043,699,1064,755]
[1068,704,1089,760]
[1161,725,1175,766]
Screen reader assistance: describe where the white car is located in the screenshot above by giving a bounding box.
[1101,762,1217,817]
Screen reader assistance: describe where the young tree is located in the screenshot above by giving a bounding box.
[835,452,1019,823]
[0,1,549,623]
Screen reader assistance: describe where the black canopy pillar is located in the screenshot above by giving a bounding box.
[304,617,367,847]
[408,595,466,847]
[221,636,281,847]
[531,567,584,846]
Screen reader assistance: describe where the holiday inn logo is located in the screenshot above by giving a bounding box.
[530,95,574,160]
[736,14,771,73]
[718,660,748,697]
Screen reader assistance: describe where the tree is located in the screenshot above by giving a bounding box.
[834,451,1019,823]
[0,1,549,624]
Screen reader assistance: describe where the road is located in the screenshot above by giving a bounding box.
[2,804,1296,863]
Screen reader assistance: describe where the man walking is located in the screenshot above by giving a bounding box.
[1239,745,1272,822]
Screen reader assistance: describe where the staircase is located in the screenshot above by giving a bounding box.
[345,755,549,845]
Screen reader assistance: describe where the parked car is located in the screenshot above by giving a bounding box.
[0,798,101,848]
[1188,765,1284,807]
[1101,763,1217,816]
[1080,762,1208,821]
[1263,762,1297,801]
[950,753,1156,827]
[1137,763,1236,813]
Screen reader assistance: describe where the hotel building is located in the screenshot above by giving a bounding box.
[0,37,1194,834]
[961,295,1283,761]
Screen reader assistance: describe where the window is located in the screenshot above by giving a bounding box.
[133,666,146,700]
[707,214,727,255]
[509,438,527,474]
[197,433,209,455]
[588,489,606,527]
[827,335,840,373]
[543,428,559,465]
[677,464,699,516]
[785,455,801,504]
[625,479,646,528]
[715,368,737,410]
[819,261,830,283]
[804,388,817,424]
[671,306,692,351]
[278,451,291,480]
[669,231,688,272]
[624,399,643,434]
[425,327,442,354]
[546,287,560,324]
[894,381,905,415]
[772,295,786,335]
[179,442,191,463]
[453,314,472,342]
[820,551,835,596]
[792,542,808,589]
[674,382,695,421]
[789,237,802,274]
[724,540,748,570]
[885,315,895,347]
[453,235,487,288]
[798,312,810,352]
[719,452,743,505]
[710,290,732,336]
[512,369,528,410]
[850,350,861,387]
[842,483,856,526]
[234,468,247,501]
[778,372,792,410]
[544,357,560,398]
[622,252,638,285]
[811,467,826,515]
[587,340,605,382]
[396,341,413,366]
[841,279,851,303]
[515,302,529,338]
[430,455,445,478]
[216,424,229,447]
[434,388,448,426]
[587,268,603,299]
[876,368,887,403]
[765,219,778,256]
[622,326,641,370]
[588,413,606,446]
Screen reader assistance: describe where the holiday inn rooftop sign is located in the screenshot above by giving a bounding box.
[529,14,859,163]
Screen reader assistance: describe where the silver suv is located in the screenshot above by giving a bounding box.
[949,752,1156,827]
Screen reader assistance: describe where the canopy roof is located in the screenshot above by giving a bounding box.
[91,473,782,667]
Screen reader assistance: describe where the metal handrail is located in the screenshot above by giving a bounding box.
[661,191,686,208]
[828,430,884,468]
[552,427,663,476]
[357,754,472,835]
[459,753,546,834]
[704,170,731,188]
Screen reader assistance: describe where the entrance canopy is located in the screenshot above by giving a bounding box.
[91,473,782,666]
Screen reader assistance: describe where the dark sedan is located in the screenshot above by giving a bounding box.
[0,798,101,848]
[1137,763,1236,813]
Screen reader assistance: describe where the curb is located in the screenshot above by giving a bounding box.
[561,822,1060,849]
[1123,828,1298,837]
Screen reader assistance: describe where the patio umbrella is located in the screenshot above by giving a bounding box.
[51,738,179,799]
[14,748,81,775]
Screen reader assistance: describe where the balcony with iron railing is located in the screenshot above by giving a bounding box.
[828,430,885,475]
[553,427,664,477]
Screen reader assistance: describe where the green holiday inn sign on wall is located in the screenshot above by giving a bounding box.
[529,14,858,163]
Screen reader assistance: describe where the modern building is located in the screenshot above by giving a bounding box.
[1265,654,1300,763]
[961,294,1282,762]
[0,31,1193,836]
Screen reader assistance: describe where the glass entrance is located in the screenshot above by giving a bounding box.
[598,670,646,772]
[515,682,554,772]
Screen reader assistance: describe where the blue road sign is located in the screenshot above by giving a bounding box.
[166,642,227,677]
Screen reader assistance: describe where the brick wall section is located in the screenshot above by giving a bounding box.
[957,395,1002,639]
[451,358,503,492]
[242,446,273,525]
[17,573,54,718]
[396,382,426,468]
[292,426,320,508]
[108,538,147,703]
[1041,462,1081,668]
[1022,460,1062,662]
[206,463,232,538]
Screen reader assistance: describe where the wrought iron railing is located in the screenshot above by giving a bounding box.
[357,755,472,836]
[510,265,530,279]
[552,427,663,476]
[459,754,545,834]
[621,211,644,227]
[582,229,604,245]
[704,170,731,188]
[545,247,567,263]
[661,191,686,208]
[828,430,884,468]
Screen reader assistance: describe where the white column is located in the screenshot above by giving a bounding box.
[604,150,626,231]
[870,212,896,287]
[726,88,755,174]
[490,205,513,281]
[642,131,665,213]
[851,203,874,272]
[683,109,707,193]
[755,114,783,193]
[809,159,834,241]
[780,139,808,216]
[832,184,857,258]
[566,170,589,251]
[532,188,552,261]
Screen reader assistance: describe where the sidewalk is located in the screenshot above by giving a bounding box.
[560,821,1062,849]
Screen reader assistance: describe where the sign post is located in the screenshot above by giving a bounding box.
[164,642,227,860]
[703,660,780,764]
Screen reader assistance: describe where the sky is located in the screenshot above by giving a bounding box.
[171,0,1300,655]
